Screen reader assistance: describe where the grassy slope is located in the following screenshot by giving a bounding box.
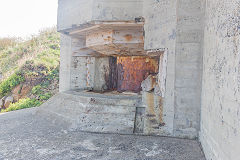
[0,28,60,112]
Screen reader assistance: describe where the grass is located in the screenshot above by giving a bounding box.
[34,48,60,69]
[0,37,19,50]
[31,68,58,101]
[31,85,42,95]
[1,98,42,113]
[0,72,25,97]
[0,27,60,113]
[0,27,60,79]
[31,85,52,101]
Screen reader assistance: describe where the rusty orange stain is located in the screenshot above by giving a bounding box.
[124,34,133,42]
[117,56,159,92]
[145,93,165,132]
[104,36,112,42]
[146,92,155,116]
[158,97,164,125]
[140,35,144,42]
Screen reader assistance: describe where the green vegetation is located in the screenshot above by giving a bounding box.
[39,93,52,101]
[0,27,60,113]
[0,72,25,97]
[1,98,42,113]
[0,27,60,78]
[0,37,18,50]
[31,85,42,95]
[31,84,53,101]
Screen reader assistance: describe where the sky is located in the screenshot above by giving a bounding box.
[0,0,58,38]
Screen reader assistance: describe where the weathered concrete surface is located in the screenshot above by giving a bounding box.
[200,0,240,160]
[38,91,142,134]
[143,0,204,138]
[57,0,94,31]
[0,107,205,160]
[142,92,165,135]
[59,0,205,139]
[143,0,177,137]
[57,0,143,32]
[59,34,72,92]
[174,0,205,139]
[57,0,240,159]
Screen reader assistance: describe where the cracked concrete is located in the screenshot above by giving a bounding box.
[0,107,205,160]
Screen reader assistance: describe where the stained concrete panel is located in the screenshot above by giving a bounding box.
[92,0,143,21]
[57,0,143,31]
[143,0,204,139]
[200,0,240,160]
[57,0,94,31]
[143,0,177,136]
[38,91,142,134]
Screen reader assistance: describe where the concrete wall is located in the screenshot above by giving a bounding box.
[58,0,143,31]
[58,0,94,31]
[71,56,95,90]
[143,0,178,136]
[174,0,205,138]
[71,56,110,91]
[143,0,204,139]
[200,0,240,160]
[92,0,143,21]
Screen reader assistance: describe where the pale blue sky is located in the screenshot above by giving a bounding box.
[0,0,58,38]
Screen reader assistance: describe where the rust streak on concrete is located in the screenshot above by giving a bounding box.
[124,34,133,41]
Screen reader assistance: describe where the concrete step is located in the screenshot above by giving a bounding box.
[36,91,142,134]
[66,90,142,107]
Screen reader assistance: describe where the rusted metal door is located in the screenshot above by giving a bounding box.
[116,56,159,93]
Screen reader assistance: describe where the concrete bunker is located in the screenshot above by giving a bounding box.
[57,0,203,139]
[57,20,168,135]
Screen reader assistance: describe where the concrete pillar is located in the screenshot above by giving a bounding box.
[59,34,72,92]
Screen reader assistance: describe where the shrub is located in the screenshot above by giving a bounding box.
[41,81,50,88]
[0,72,25,97]
[32,85,52,101]
[39,92,52,101]
[46,68,59,81]
[31,85,42,95]
[1,98,42,113]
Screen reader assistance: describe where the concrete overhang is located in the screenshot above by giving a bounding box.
[61,21,161,57]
